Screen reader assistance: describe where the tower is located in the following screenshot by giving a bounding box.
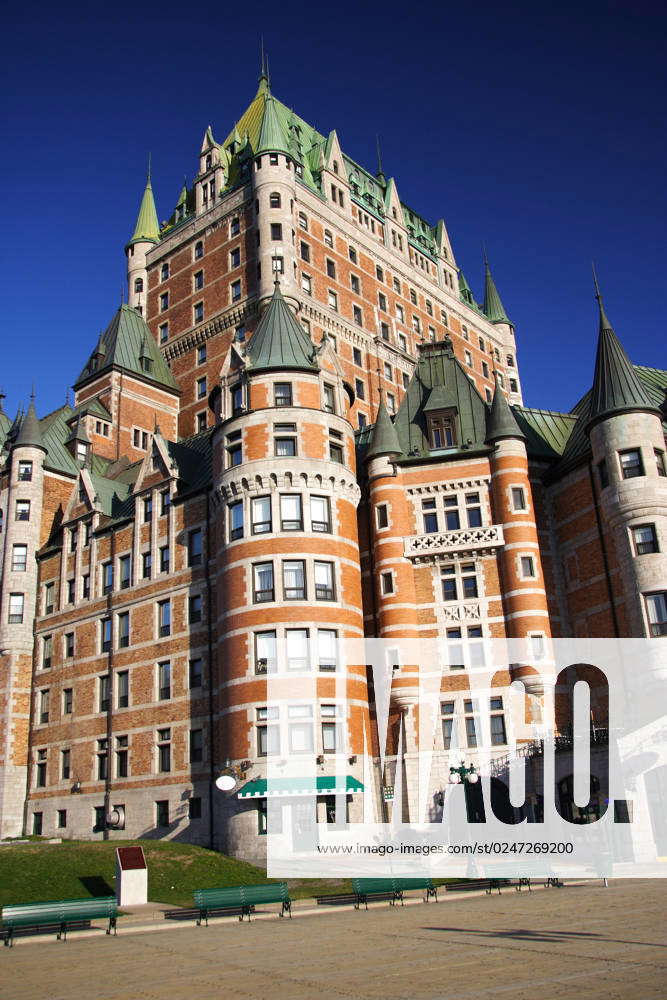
[126,166,160,314]
[0,399,47,837]
[585,279,667,636]
[483,254,522,403]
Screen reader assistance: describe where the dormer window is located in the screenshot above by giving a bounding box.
[206,154,212,170]
[76,441,88,463]
[141,356,153,374]
[428,413,456,449]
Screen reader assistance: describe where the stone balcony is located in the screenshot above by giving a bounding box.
[404,524,505,561]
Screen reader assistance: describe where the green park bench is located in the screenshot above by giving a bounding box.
[352,877,438,910]
[2,896,118,947]
[193,882,291,924]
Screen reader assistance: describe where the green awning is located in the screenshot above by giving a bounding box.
[238,776,364,799]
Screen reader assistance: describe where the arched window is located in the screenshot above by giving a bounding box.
[269,192,281,208]
[134,277,143,293]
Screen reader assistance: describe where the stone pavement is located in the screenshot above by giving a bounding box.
[3,879,666,1000]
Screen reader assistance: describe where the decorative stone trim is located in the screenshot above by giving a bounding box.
[404,524,504,560]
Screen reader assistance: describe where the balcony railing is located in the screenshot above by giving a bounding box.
[404,524,504,560]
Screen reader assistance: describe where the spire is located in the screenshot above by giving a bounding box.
[486,374,525,444]
[256,93,290,154]
[176,176,188,208]
[375,135,386,186]
[587,271,658,430]
[365,397,402,461]
[128,167,160,246]
[458,270,475,307]
[256,39,271,96]
[483,252,512,325]
[15,396,45,451]
[246,283,319,374]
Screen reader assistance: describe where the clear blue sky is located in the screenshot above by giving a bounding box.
[3,0,665,419]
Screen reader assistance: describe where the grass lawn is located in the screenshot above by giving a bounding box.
[0,840,460,910]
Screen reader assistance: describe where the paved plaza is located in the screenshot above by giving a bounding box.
[3,880,666,1000]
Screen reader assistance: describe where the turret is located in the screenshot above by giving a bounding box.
[126,163,160,313]
[0,396,47,837]
[585,274,667,636]
[483,253,522,404]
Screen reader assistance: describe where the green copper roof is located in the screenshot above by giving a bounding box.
[65,414,90,445]
[75,305,179,393]
[514,407,578,459]
[587,291,658,429]
[246,283,319,374]
[365,398,401,461]
[486,376,525,443]
[14,399,46,451]
[256,94,291,154]
[128,176,160,246]
[390,339,489,460]
[483,257,512,325]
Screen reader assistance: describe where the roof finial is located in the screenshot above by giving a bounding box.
[483,242,489,268]
[147,152,152,182]
[31,384,35,403]
[375,135,385,183]
[260,37,267,79]
[592,260,602,304]
[592,262,613,332]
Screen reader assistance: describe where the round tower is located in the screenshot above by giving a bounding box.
[251,89,299,302]
[211,283,368,859]
[586,280,667,637]
[125,166,160,314]
[0,399,47,837]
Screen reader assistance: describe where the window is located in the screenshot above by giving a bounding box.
[100,617,111,653]
[188,528,202,567]
[159,290,170,312]
[446,628,464,670]
[189,594,203,623]
[141,552,152,579]
[158,600,171,637]
[251,496,272,534]
[620,449,644,479]
[355,378,365,400]
[441,701,455,749]
[67,578,75,604]
[428,413,455,449]
[511,486,527,511]
[328,289,338,311]
[324,229,333,248]
[520,555,537,579]
[196,375,207,400]
[310,495,331,532]
[464,700,478,748]
[329,440,344,463]
[8,593,24,623]
[378,292,387,312]
[398,333,407,353]
[231,279,241,301]
[117,670,129,709]
[349,274,360,294]
[315,561,335,600]
[381,572,394,595]
[253,562,274,603]
[156,799,170,825]
[33,811,44,835]
[510,378,518,393]
[189,797,202,820]
[490,697,507,745]
[98,674,110,713]
[482,361,489,378]
[317,629,338,672]
[158,661,171,701]
[64,632,74,658]
[18,460,32,481]
[39,688,50,724]
[645,592,667,636]
[230,216,240,237]
[289,704,314,753]
[194,240,204,259]
[116,735,128,777]
[280,494,303,531]
[226,500,244,541]
[257,707,280,757]
[270,222,282,241]
[44,582,54,614]
[383,361,393,381]
[386,392,396,414]
[322,713,341,754]
[190,729,204,764]
[41,634,52,669]
[444,496,460,530]
[349,245,357,262]
[193,269,204,292]
[441,563,478,601]
[301,273,312,294]
[275,425,297,456]
[159,545,170,573]
[16,499,30,521]
[283,560,306,600]
[117,611,129,649]
[274,382,292,407]
[269,191,281,208]
[57,809,67,829]
[422,499,437,533]
[227,443,242,466]
[63,688,73,714]
[656,450,667,477]
[286,629,309,671]
[189,658,203,688]
[465,492,482,528]
[377,503,389,529]
[143,496,153,522]
[353,304,363,326]
[300,240,310,262]
[97,738,108,780]
[12,543,27,571]
[322,385,337,415]
[196,344,207,365]
[159,322,169,344]
[633,524,659,555]
[299,212,308,230]
[36,750,47,788]
[255,630,277,674]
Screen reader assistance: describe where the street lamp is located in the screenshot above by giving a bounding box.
[449,761,479,784]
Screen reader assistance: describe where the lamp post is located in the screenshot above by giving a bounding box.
[448,761,479,785]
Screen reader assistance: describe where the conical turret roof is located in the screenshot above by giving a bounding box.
[75,305,179,392]
[486,374,525,443]
[128,173,160,246]
[256,94,291,155]
[587,280,658,430]
[365,398,401,461]
[483,256,512,325]
[14,397,46,451]
[246,282,319,374]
